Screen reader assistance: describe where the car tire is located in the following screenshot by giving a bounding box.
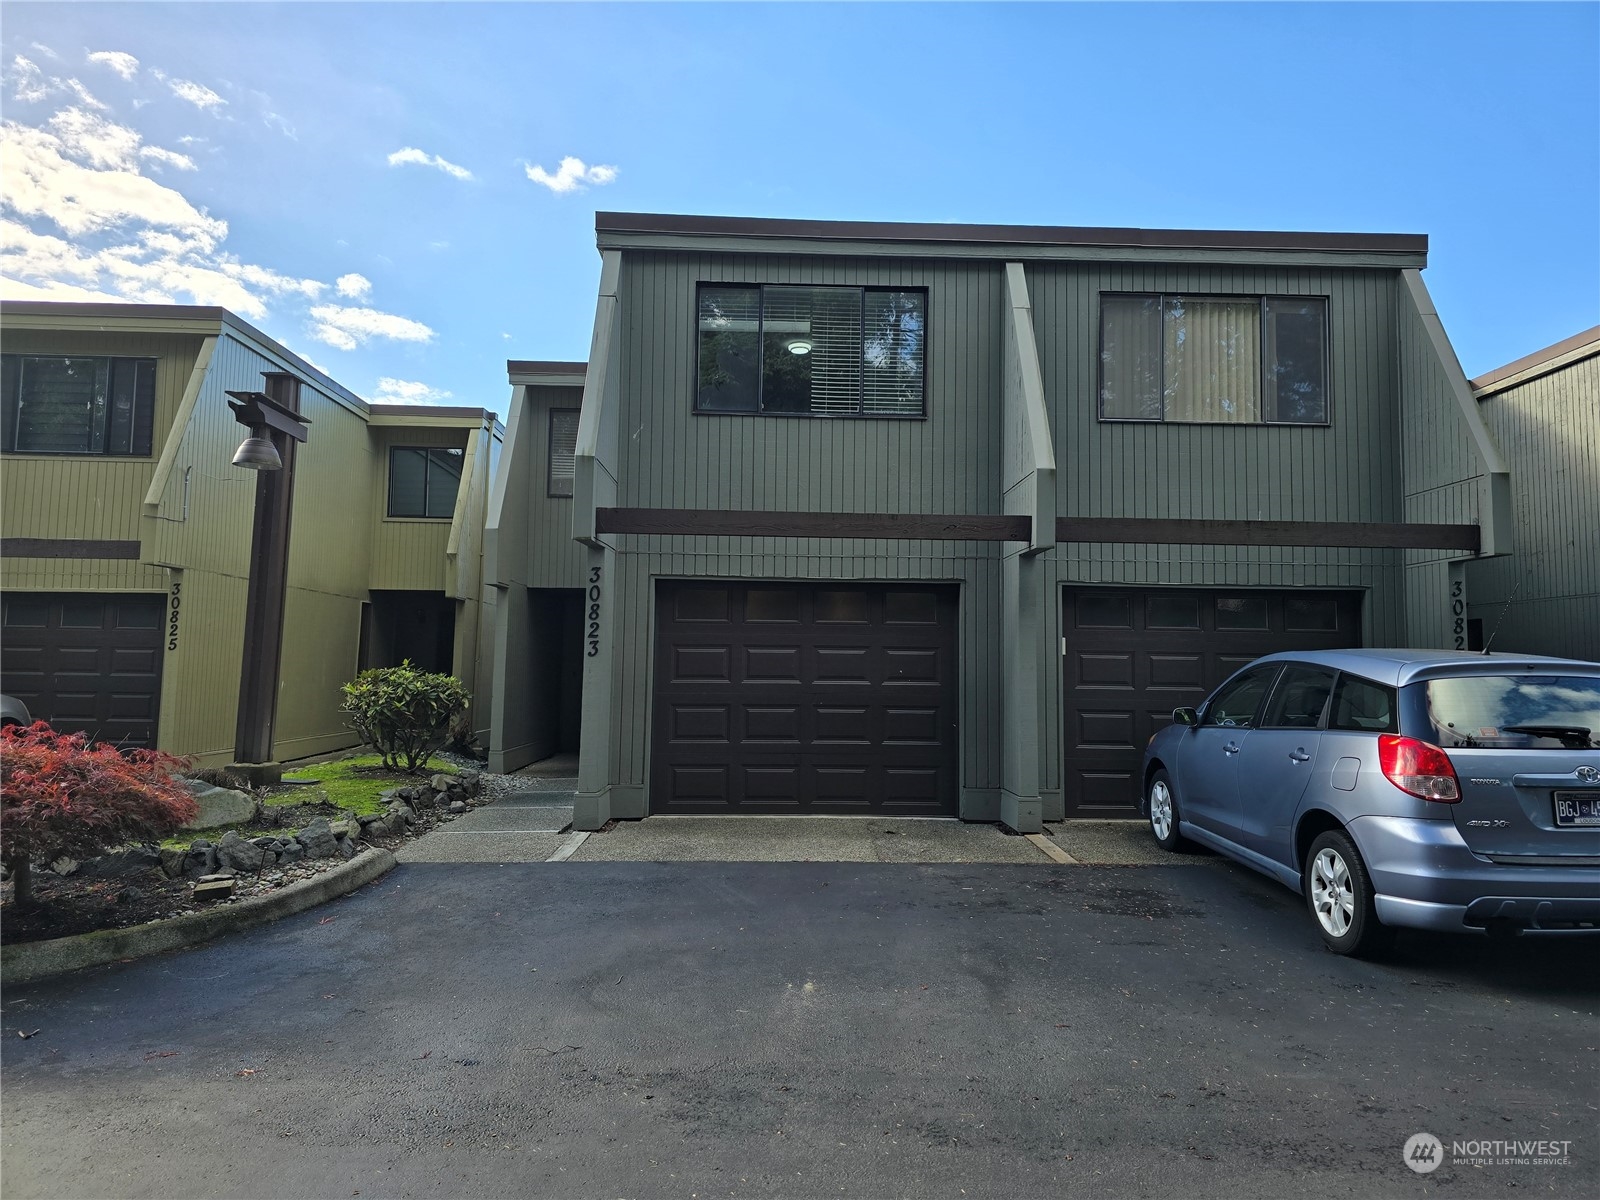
[1304,830,1396,957]
[1146,769,1193,853]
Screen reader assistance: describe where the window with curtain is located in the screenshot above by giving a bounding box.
[388,446,463,518]
[696,284,926,417]
[1,354,157,455]
[1098,294,1328,424]
[547,408,579,497]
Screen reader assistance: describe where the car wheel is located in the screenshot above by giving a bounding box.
[1147,769,1193,853]
[1304,830,1395,957]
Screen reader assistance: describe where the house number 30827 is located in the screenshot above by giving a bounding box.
[586,566,602,657]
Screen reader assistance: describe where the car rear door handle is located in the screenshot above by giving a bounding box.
[1223,742,1241,755]
[1289,749,1312,763]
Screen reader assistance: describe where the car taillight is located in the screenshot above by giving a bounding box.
[1378,734,1460,802]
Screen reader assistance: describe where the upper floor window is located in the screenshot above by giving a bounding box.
[696,284,926,418]
[1099,294,1328,425]
[1,354,157,456]
[547,408,579,497]
[388,446,462,518]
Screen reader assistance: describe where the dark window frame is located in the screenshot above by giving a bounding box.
[547,407,580,498]
[386,445,464,520]
[1201,664,1283,729]
[1095,291,1332,427]
[693,282,930,420]
[1,353,158,457]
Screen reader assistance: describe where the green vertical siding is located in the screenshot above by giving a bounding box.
[1466,350,1600,660]
[526,384,589,588]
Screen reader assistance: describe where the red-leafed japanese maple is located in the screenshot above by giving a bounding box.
[1,722,196,906]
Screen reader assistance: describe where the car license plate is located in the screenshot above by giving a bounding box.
[1553,792,1600,827]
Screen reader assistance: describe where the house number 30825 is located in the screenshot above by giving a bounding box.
[167,581,181,651]
[586,566,602,657]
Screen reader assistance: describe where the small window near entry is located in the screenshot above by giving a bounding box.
[2,354,157,456]
[548,409,579,498]
[388,446,463,518]
[1329,674,1398,733]
[1261,665,1336,729]
[696,283,926,418]
[1098,294,1328,425]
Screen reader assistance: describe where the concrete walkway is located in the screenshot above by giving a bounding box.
[570,816,1053,863]
[397,788,577,864]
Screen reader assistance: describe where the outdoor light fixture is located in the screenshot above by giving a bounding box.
[784,336,813,356]
[230,426,283,470]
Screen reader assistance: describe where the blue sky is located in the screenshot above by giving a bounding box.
[2,2,1595,413]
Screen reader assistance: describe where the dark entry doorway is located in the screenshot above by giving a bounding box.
[363,591,457,676]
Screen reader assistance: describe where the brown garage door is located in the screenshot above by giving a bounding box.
[1061,588,1360,817]
[651,581,959,815]
[1,592,165,747]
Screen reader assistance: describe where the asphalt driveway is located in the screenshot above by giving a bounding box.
[2,857,1596,1199]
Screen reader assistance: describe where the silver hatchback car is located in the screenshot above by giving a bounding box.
[1140,649,1600,955]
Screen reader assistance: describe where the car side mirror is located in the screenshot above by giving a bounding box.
[1173,707,1199,728]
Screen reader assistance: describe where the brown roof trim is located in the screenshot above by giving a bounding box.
[368,404,497,421]
[595,212,1428,255]
[507,359,587,376]
[1470,325,1600,392]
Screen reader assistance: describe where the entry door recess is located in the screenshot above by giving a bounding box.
[1061,588,1360,817]
[651,581,959,815]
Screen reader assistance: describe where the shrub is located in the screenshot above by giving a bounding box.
[341,663,470,773]
[1,723,196,906]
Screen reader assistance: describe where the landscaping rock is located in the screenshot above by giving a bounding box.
[296,817,338,859]
[215,831,266,873]
[276,839,305,865]
[183,845,218,879]
[388,801,418,828]
[432,774,452,792]
[449,800,468,814]
[80,847,163,879]
[50,857,80,877]
[410,788,437,811]
[159,848,188,879]
[459,770,481,797]
[193,877,235,902]
[180,784,258,832]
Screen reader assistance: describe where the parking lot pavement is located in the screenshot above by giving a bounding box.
[568,815,1054,862]
[1046,818,1222,865]
[3,858,1595,1199]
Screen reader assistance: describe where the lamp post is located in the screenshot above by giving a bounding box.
[226,372,310,784]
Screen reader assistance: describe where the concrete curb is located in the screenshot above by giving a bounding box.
[1,847,397,987]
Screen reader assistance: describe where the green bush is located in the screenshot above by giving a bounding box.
[340,663,470,773]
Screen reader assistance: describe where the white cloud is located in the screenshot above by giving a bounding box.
[30,43,60,60]
[335,272,371,299]
[10,56,54,103]
[48,107,141,169]
[139,145,197,171]
[168,78,226,111]
[387,146,472,181]
[307,304,434,351]
[525,156,618,194]
[87,51,139,80]
[372,377,453,405]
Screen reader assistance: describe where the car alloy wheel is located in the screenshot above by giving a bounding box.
[1150,780,1175,842]
[1310,847,1354,939]
[1303,829,1395,957]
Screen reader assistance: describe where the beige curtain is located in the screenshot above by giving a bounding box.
[1163,299,1261,423]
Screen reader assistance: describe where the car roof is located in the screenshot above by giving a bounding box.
[1246,648,1600,687]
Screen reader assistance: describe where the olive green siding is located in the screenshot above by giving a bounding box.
[1466,346,1600,661]
[1,307,497,765]
[526,384,588,588]
[520,226,1500,829]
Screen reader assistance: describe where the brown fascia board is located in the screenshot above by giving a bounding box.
[594,211,1429,257]
[507,359,587,377]
[0,300,370,413]
[1470,325,1600,394]
[368,403,497,421]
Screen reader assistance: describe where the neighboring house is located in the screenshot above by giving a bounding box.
[485,212,1513,833]
[0,302,502,766]
[1464,326,1599,662]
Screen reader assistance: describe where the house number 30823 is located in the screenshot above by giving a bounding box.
[167,581,181,651]
[586,566,602,657]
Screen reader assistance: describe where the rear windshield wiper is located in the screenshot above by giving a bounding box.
[1500,725,1597,749]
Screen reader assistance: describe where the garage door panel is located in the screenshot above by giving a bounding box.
[1063,588,1359,817]
[669,705,729,742]
[109,691,160,719]
[653,581,957,816]
[673,645,731,682]
[110,647,160,675]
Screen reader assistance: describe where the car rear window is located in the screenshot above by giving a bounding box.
[1420,675,1600,750]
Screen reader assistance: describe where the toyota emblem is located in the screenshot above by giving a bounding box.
[1578,766,1600,784]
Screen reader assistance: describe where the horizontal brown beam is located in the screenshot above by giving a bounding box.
[1056,517,1480,552]
[596,509,1030,541]
[1,538,142,560]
